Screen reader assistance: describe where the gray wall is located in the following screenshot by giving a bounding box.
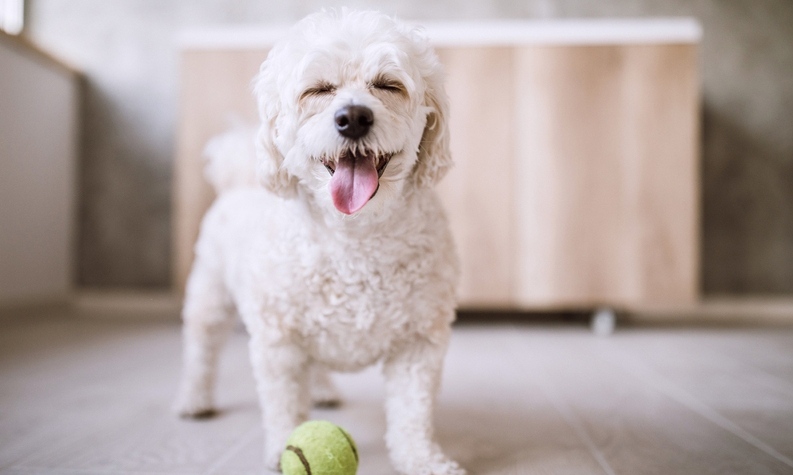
[0,35,77,304]
[24,0,793,294]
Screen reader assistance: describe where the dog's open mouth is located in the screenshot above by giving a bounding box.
[322,149,394,215]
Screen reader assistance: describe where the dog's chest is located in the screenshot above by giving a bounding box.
[269,230,441,368]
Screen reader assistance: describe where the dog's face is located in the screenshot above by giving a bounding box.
[255,10,451,217]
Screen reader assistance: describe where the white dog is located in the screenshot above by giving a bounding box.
[174,9,463,475]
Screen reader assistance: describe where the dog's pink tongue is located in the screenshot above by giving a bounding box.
[330,153,379,215]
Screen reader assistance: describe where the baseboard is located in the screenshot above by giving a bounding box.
[456,297,793,326]
[626,296,793,325]
[73,290,181,320]
[0,294,72,320]
[4,291,792,325]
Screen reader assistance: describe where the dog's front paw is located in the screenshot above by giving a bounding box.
[263,445,283,472]
[424,458,466,475]
[393,452,466,475]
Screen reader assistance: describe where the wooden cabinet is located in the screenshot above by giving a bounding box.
[174,20,701,312]
[437,43,700,310]
[173,48,264,299]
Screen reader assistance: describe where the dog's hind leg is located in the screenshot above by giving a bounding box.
[173,258,235,418]
[309,362,341,408]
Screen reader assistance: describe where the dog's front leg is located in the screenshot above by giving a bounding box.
[383,335,465,475]
[248,335,310,471]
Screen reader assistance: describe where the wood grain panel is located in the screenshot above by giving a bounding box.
[627,45,699,304]
[435,47,515,309]
[172,49,266,293]
[512,44,699,308]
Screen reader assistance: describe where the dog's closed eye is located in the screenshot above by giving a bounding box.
[370,77,406,95]
[300,83,336,101]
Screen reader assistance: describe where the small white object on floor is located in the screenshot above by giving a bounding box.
[591,307,617,336]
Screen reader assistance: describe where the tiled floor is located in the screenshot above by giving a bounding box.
[1,311,792,474]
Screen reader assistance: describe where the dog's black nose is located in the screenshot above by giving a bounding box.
[334,105,373,139]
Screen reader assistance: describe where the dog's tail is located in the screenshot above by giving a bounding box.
[202,122,259,194]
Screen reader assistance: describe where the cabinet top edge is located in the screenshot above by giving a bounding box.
[178,18,702,51]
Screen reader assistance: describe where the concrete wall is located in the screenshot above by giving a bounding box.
[0,34,78,304]
[23,0,793,294]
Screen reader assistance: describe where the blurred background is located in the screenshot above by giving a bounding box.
[2,0,793,317]
[3,2,793,473]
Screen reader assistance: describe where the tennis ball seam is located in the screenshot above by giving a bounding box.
[336,426,358,463]
[285,445,312,475]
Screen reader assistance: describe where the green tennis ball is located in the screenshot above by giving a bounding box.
[281,420,359,475]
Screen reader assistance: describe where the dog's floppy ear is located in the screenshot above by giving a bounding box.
[253,55,299,198]
[413,72,453,188]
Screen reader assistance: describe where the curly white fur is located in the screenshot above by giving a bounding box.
[174,9,463,475]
